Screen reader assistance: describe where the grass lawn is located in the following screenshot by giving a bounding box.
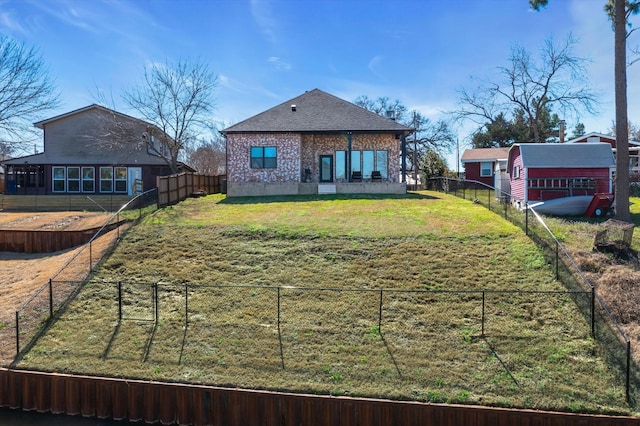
[18,192,632,414]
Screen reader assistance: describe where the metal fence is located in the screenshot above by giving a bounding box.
[429,177,639,404]
[9,189,159,365]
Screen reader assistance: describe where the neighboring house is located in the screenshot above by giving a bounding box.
[3,104,188,197]
[460,147,510,185]
[221,89,414,197]
[507,142,615,207]
[565,132,640,175]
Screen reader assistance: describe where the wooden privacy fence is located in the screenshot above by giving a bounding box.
[157,173,226,208]
[1,368,638,426]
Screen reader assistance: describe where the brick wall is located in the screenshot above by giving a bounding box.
[228,132,401,185]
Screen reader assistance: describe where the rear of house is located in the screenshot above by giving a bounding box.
[222,89,414,197]
[3,105,182,198]
[507,143,615,207]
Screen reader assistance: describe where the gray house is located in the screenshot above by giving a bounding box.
[3,104,188,198]
[221,89,414,197]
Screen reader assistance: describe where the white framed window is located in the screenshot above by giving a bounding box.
[114,167,128,193]
[100,167,113,192]
[480,162,493,177]
[513,165,521,179]
[67,167,80,192]
[52,167,65,192]
[82,167,95,192]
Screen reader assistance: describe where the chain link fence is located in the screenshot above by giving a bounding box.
[10,189,159,363]
[429,177,639,404]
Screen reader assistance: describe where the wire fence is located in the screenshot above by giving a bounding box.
[9,189,159,364]
[428,177,639,404]
[81,280,598,389]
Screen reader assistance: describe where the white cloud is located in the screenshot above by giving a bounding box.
[0,11,26,34]
[267,56,291,71]
[250,0,278,44]
[368,55,384,78]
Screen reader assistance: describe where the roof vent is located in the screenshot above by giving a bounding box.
[291,104,297,112]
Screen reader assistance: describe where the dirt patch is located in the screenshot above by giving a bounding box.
[0,212,121,365]
[0,212,111,231]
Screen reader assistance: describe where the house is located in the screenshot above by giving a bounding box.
[565,131,640,175]
[3,104,188,199]
[460,147,510,192]
[221,89,414,197]
[507,142,615,208]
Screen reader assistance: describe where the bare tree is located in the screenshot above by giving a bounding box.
[454,36,597,143]
[185,129,227,175]
[0,35,60,149]
[122,59,218,173]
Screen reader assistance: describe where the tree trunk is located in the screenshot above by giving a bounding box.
[614,0,631,221]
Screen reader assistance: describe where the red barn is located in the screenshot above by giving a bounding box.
[507,143,615,208]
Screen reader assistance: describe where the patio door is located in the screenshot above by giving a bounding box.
[319,155,333,182]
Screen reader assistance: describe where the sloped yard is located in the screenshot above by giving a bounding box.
[13,194,635,415]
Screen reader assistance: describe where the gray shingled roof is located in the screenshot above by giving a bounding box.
[222,89,413,134]
[513,142,615,168]
[461,147,510,163]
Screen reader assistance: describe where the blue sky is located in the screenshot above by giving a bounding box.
[1,0,638,168]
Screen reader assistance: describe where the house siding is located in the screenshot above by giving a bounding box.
[527,167,610,201]
[463,162,494,187]
[301,133,400,183]
[226,133,301,184]
[509,146,525,201]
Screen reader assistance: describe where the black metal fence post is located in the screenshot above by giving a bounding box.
[378,290,383,332]
[154,282,159,324]
[525,204,529,236]
[49,279,54,319]
[591,287,595,338]
[15,311,19,357]
[185,283,189,327]
[627,340,631,403]
[481,291,486,337]
[118,281,122,322]
[555,240,559,281]
[277,287,281,330]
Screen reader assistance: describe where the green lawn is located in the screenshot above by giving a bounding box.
[18,192,632,415]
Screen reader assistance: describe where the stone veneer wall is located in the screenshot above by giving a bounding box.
[227,133,301,184]
[301,133,401,183]
[227,132,401,186]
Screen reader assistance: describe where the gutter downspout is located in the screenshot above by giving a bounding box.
[347,132,352,182]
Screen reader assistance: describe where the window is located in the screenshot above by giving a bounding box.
[250,146,277,168]
[362,151,374,178]
[351,150,361,172]
[513,165,521,179]
[114,167,128,193]
[376,151,388,178]
[52,167,65,192]
[347,150,389,179]
[67,167,80,192]
[82,167,95,192]
[480,162,493,177]
[335,151,346,180]
[100,167,113,192]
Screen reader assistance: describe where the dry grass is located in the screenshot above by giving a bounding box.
[16,193,632,415]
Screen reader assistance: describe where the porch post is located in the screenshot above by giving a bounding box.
[347,131,352,182]
[401,135,407,183]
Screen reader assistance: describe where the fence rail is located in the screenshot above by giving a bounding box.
[429,177,639,405]
[156,172,225,208]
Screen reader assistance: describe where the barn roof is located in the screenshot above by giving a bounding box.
[509,142,615,169]
[221,89,414,134]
